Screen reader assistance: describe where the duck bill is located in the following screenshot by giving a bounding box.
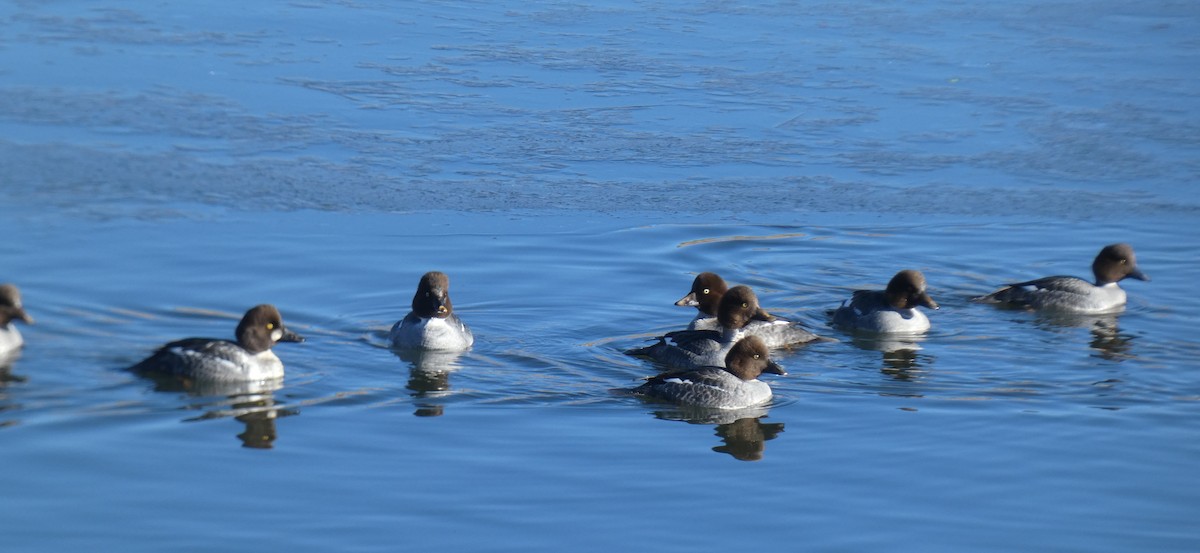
[16,308,33,325]
[279,328,305,343]
[752,308,776,322]
[1128,267,1150,282]
[917,293,940,310]
[764,360,787,376]
[674,291,698,307]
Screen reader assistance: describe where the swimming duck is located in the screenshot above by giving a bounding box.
[974,243,1148,313]
[390,271,474,351]
[832,270,939,333]
[0,284,34,356]
[130,304,304,382]
[629,285,824,370]
[633,335,785,409]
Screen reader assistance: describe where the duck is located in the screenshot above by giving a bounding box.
[129,304,303,382]
[676,272,827,347]
[674,272,728,331]
[632,335,785,409]
[832,270,939,333]
[629,285,824,370]
[974,243,1149,313]
[0,284,34,356]
[389,271,474,351]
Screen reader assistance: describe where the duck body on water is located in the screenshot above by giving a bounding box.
[0,284,34,357]
[633,336,786,409]
[974,243,1149,314]
[390,271,474,351]
[129,304,304,382]
[833,270,939,334]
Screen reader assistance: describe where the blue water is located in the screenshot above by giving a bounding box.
[2,1,1199,551]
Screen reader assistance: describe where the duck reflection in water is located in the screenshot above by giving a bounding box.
[138,373,292,449]
[0,361,25,428]
[393,348,467,417]
[1,354,28,384]
[650,405,785,462]
[844,333,931,381]
[713,417,785,461]
[1032,312,1136,362]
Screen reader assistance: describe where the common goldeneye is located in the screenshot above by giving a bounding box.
[129,304,304,382]
[632,335,785,409]
[676,272,827,347]
[390,271,474,351]
[674,272,728,331]
[974,243,1149,313]
[0,284,34,356]
[832,270,939,334]
[629,285,824,370]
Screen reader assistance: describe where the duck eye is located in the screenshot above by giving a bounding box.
[741,302,749,308]
[753,354,760,359]
[266,323,274,330]
[702,288,710,295]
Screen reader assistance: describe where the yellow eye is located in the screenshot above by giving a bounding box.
[742,302,749,308]
[702,288,710,295]
[753,354,760,359]
[438,306,448,313]
[266,323,274,330]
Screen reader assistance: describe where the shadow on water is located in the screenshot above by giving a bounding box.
[391,348,468,418]
[647,405,785,462]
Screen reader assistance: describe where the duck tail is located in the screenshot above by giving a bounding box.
[624,336,667,357]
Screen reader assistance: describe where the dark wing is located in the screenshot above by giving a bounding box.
[130,338,237,376]
[663,329,721,347]
[847,289,889,313]
[641,367,728,388]
[626,330,724,369]
[1007,275,1092,293]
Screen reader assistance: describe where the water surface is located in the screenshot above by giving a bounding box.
[2,1,1198,551]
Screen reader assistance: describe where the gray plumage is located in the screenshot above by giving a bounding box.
[633,335,786,409]
[974,243,1148,313]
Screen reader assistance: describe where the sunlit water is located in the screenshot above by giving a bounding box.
[2,1,1199,552]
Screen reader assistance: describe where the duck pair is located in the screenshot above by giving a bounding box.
[123,271,472,382]
[630,243,1149,410]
